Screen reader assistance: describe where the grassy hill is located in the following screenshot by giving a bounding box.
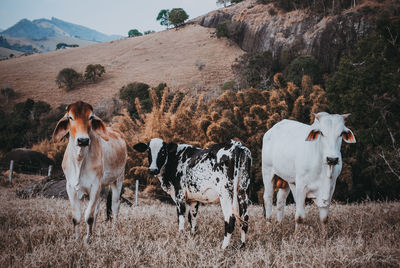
[0,24,243,108]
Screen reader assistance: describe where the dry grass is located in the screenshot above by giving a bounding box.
[0,185,399,267]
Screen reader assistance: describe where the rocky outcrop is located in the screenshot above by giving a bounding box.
[197,0,398,73]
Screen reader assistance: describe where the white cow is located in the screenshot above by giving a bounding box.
[53,101,127,242]
[262,112,356,228]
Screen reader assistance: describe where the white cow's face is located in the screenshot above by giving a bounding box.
[306,112,356,166]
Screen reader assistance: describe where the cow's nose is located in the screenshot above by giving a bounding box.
[326,157,339,165]
[77,138,90,147]
[149,168,159,175]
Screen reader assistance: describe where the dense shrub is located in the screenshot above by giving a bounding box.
[128,29,143,37]
[168,8,189,28]
[0,87,17,103]
[216,20,243,42]
[84,64,105,82]
[56,68,81,90]
[286,55,321,86]
[119,82,170,119]
[232,51,278,89]
[0,99,58,153]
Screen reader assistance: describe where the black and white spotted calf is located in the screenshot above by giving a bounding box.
[133,138,252,249]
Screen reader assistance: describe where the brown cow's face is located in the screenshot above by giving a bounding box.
[53,101,109,146]
[67,102,93,147]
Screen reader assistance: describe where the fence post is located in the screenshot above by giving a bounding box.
[135,180,139,206]
[9,160,14,184]
[48,165,53,177]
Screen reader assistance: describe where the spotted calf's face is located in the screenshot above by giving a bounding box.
[52,101,109,147]
[306,112,356,167]
[133,138,177,175]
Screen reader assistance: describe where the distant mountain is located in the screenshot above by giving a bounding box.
[1,17,123,42]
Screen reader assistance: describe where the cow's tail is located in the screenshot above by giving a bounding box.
[106,186,112,221]
[232,145,251,225]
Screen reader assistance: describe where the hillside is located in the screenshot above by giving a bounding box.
[0,24,243,108]
[1,17,122,42]
[198,0,399,73]
[4,36,97,53]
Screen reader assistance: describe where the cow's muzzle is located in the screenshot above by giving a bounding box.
[149,168,159,175]
[326,157,339,166]
[77,138,90,147]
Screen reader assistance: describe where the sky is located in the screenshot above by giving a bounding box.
[0,0,221,36]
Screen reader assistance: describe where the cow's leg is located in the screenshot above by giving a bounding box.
[188,201,200,233]
[110,177,123,226]
[294,182,307,232]
[262,167,274,221]
[175,190,186,231]
[238,196,249,249]
[84,185,101,243]
[319,206,330,237]
[92,197,101,232]
[220,195,235,249]
[276,186,290,223]
[66,183,81,240]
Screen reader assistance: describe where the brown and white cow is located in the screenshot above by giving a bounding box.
[53,101,127,242]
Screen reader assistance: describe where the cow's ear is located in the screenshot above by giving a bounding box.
[341,113,351,120]
[53,115,69,142]
[133,143,148,152]
[167,142,178,154]
[91,116,109,141]
[342,128,356,143]
[306,129,321,141]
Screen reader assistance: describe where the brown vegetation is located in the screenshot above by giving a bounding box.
[111,75,328,201]
[0,186,399,267]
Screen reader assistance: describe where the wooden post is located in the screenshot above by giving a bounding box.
[9,160,14,184]
[48,165,53,177]
[135,180,139,206]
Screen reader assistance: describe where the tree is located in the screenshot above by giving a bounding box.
[84,64,105,82]
[56,68,81,90]
[286,55,321,86]
[326,15,400,200]
[128,29,143,37]
[232,51,278,89]
[157,9,170,29]
[144,30,155,35]
[168,8,189,28]
[216,0,230,7]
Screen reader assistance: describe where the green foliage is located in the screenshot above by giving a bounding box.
[215,20,243,42]
[271,0,353,13]
[56,68,81,90]
[120,82,151,118]
[156,9,170,29]
[84,64,105,82]
[56,43,79,50]
[286,55,321,86]
[144,30,155,35]
[326,15,400,201]
[128,29,143,37]
[221,81,236,91]
[232,51,278,89]
[0,99,56,152]
[168,8,189,28]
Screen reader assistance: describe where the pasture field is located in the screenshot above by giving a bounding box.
[0,183,399,267]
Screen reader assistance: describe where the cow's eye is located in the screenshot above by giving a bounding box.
[89,115,94,120]
[69,116,73,121]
